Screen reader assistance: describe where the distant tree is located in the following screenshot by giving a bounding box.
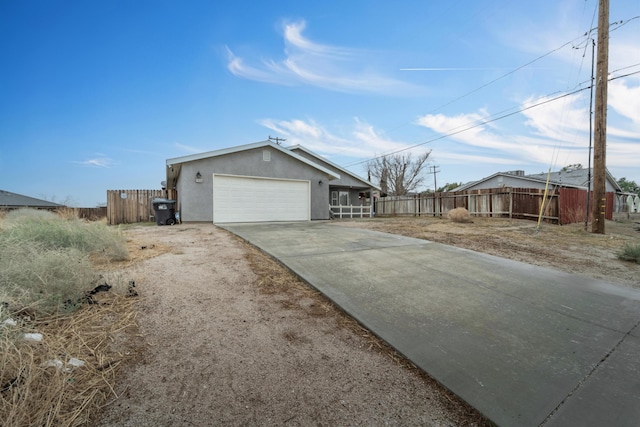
[561,163,583,172]
[39,194,76,207]
[437,182,462,192]
[617,177,639,194]
[367,151,431,196]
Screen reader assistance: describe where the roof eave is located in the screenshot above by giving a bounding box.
[166,141,340,181]
[288,145,381,190]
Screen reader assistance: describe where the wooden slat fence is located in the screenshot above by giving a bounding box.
[107,190,176,225]
[375,187,613,224]
[558,188,613,225]
[64,207,107,220]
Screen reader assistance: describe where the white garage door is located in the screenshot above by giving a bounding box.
[212,174,310,223]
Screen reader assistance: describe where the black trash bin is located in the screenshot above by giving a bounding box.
[152,198,177,225]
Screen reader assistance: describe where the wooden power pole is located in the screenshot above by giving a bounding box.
[429,165,440,192]
[591,0,609,234]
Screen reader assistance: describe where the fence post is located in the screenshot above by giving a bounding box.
[509,188,513,219]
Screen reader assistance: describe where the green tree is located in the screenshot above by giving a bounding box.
[437,182,462,192]
[561,163,583,171]
[617,177,639,194]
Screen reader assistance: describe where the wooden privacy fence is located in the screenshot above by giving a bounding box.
[107,189,176,225]
[375,188,614,225]
[63,207,107,220]
[558,188,613,224]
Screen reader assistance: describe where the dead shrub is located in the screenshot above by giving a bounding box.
[448,207,472,223]
[56,207,80,220]
[0,294,140,427]
[562,206,587,225]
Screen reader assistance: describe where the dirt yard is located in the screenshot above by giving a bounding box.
[95,223,488,427]
[94,217,639,426]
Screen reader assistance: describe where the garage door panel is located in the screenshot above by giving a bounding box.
[213,174,310,223]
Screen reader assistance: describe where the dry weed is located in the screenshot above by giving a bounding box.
[448,207,472,223]
[1,294,140,427]
[56,208,80,220]
[562,206,588,224]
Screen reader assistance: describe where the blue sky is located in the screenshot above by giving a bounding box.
[1,0,638,207]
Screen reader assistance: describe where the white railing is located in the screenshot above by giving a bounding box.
[330,205,373,219]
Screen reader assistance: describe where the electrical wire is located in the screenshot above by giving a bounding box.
[344,69,640,168]
[386,16,639,139]
[336,15,640,169]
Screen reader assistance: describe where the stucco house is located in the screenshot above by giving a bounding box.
[165,140,379,223]
[453,168,632,214]
[454,168,622,193]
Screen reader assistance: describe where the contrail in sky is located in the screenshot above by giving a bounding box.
[401,67,549,71]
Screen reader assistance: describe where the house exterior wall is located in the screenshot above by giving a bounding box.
[291,148,375,209]
[175,147,331,222]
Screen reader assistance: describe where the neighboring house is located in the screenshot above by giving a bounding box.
[454,168,622,193]
[0,189,64,210]
[165,140,380,223]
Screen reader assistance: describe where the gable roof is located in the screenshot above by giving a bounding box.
[0,190,64,208]
[455,168,622,192]
[288,145,381,190]
[166,140,340,188]
[454,172,547,191]
[526,169,622,192]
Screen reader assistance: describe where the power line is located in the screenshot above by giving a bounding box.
[343,70,639,168]
[381,16,639,141]
[338,16,640,169]
[419,16,638,117]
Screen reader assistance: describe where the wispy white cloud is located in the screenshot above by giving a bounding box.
[74,154,114,168]
[174,143,205,154]
[259,117,426,160]
[608,80,640,132]
[431,151,519,166]
[520,93,591,142]
[416,88,640,170]
[227,20,424,96]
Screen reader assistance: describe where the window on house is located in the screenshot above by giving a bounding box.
[331,191,338,206]
[339,191,350,205]
[263,150,271,161]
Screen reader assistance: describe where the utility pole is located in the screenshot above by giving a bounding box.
[592,0,609,234]
[585,38,595,231]
[429,165,440,192]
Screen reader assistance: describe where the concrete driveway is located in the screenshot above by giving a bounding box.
[221,221,640,427]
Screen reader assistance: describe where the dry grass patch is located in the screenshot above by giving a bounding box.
[1,294,141,427]
[91,238,173,270]
[618,243,640,264]
[0,209,148,427]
